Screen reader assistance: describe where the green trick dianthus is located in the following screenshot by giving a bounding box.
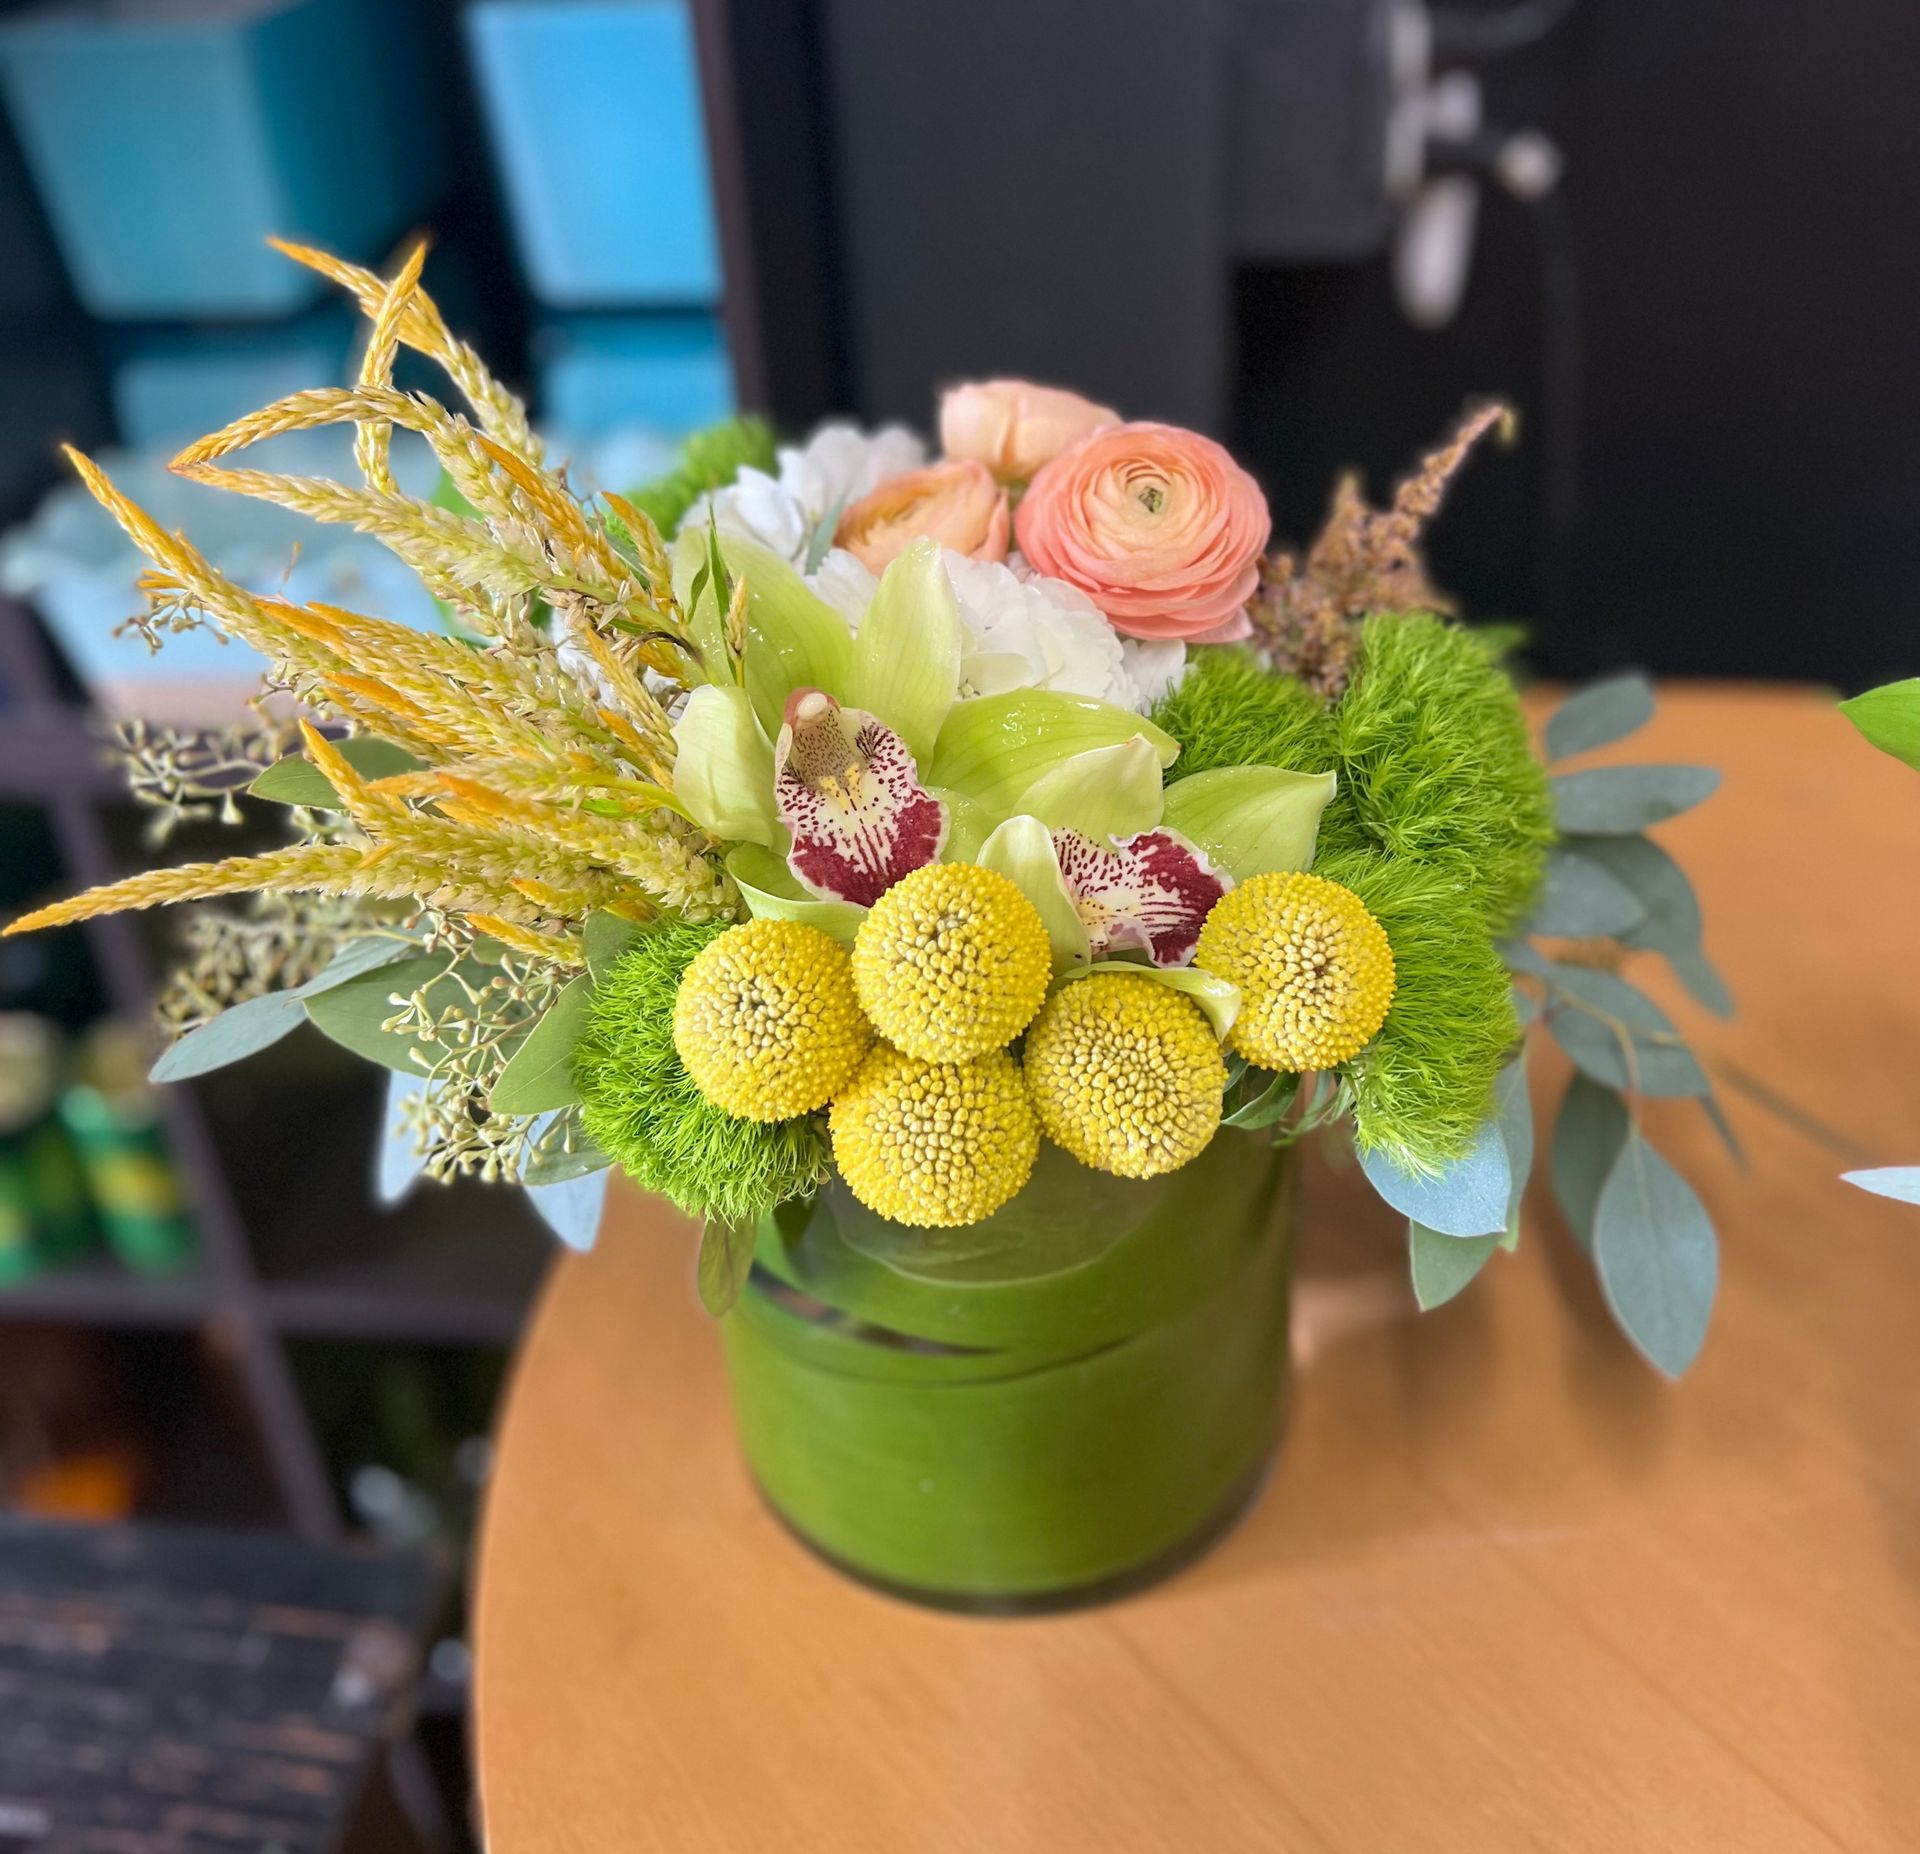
[573,919,830,1225]
[1318,846,1517,1175]
[1153,648,1371,862]
[1153,648,1339,783]
[1328,612,1553,929]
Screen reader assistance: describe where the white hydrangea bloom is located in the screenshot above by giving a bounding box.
[698,421,926,566]
[1119,637,1189,707]
[944,554,1149,710]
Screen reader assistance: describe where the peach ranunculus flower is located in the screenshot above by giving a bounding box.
[834,459,1010,576]
[939,379,1120,483]
[1014,422,1270,642]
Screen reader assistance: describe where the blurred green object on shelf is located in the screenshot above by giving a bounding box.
[0,1015,95,1284]
[59,1023,198,1278]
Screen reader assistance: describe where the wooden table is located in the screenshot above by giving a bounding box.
[475,687,1920,1852]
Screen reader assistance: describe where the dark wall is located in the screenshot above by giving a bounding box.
[1236,0,1920,689]
[0,108,106,526]
[1559,0,1920,689]
[800,0,1920,689]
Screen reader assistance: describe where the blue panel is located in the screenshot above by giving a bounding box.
[0,0,445,320]
[536,313,734,436]
[110,311,355,448]
[466,0,722,306]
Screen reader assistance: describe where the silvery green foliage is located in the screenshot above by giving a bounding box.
[1465,673,1733,1375]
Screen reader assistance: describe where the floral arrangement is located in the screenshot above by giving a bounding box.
[6,245,1740,1373]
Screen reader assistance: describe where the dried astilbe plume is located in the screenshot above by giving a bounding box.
[1250,402,1513,701]
[5,242,742,967]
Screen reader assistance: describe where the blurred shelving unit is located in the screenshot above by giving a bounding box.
[0,5,804,1842]
[0,596,553,1543]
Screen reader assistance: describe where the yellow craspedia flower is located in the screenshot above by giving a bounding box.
[829,1044,1040,1227]
[851,862,1051,1063]
[1023,973,1226,1179]
[673,918,870,1121]
[1195,871,1396,1072]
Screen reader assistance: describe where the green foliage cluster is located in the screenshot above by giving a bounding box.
[619,415,778,539]
[1153,650,1338,783]
[1328,613,1553,929]
[1318,846,1517,1174]
[573,920,831,1225]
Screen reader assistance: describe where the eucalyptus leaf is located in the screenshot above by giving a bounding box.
[671,684,779,848]
[1013,738,1167,841]
[1495,1053,1534,1246]
[1359,1117,1510,1238]
[850,538,961,765]
[1549,765,1721,834]
[1059,958,1241,1041]
[1526,846,1645,938]
[301,953,456,1072]
[928,691,1178,818]
[1593,1130,1718,1376]
[1562,834,1692,951]
[1159,764,1337,881]
[1668,947,1734,1019]
[376,1070,428,1208]
[250,736,422,808]
[584,912,647,985]
[1564,832,1732,1016]
[1410,1223,1501,1309]
[520,1110,613,1185]
[1550,1072,1630,1252]
[526,1168,611,1252]
[1842,1166,1920,1205]
[1543,963,1709,1097]
[146,934,425,1083]
[292,933,426,998]
[976,816,1090,973]
[1698,1089,1747,1168]
[697,1213,759,1314]
[149,990,308,1082]
[1497,936,1553,979]
[1839,678,1920,772]
[1544,672,1654,761]
[726,843,867,943]
[490,976,592,1114]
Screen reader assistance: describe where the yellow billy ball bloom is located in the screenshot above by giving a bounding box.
[1023,973,1226,1179]
[1195,871,1396,1072]
[851,862,1051,1063]
[672,918,871,1121]
[829,1044,1040,1227]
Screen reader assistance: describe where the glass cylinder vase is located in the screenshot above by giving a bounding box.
[720,1130,1294,1612]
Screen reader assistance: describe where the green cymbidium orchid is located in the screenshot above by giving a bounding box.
[669,532,1339,1034]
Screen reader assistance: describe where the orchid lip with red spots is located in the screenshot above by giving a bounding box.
[1051,827,1232,967]
[775,688,948,907]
